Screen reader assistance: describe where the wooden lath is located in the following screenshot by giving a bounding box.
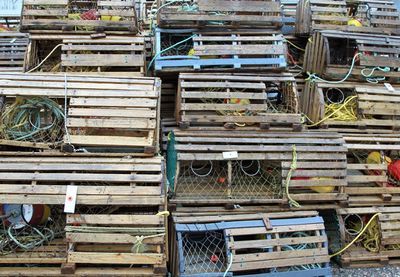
[176,73,301,130]
[296,0,400,36]
[300,81,400,132]
[0,73,161,153]
[0,154,165,206]
[21,0,138,34]
[0,32,29,72]
[157,0,282,29]
[303,31,400,82]
[169,130,348,205]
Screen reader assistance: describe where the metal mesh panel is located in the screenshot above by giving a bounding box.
[181,230,227,275]
[175,160,282,199]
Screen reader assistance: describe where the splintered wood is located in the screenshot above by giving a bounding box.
[304,31,400,82]
[21,0,138,34]
[169,130,347,207]
[0,73,161,153]
[296,0,400,36]
[157,0,282,29]
[171,211,331,276]
[176,73,302,130]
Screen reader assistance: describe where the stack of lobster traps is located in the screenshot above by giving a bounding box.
[0,73,167,274]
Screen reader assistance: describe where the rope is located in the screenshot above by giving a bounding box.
[7,226,54,250]
[284,39,305,52]
[305,95,358,127]
[223,252,233,277]
[285,145,301,208]
[131,233,166,253]
[0,97,64,143]
[361,66,390,84]
[329,212,382,258]
[306,53,362,84]
[27,44,63,73]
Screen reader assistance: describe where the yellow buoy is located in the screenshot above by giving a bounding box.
[348,18,363,27]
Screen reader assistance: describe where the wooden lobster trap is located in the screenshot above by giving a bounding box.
[24,34,146,75]
[21,0,138,34]
[301,81,400,132]
[0,73,160,154]
[154,29,287,73]
[342,134,400,206]
[157,0,282,29]
[325,207,400,267]
[281,0,299,34]
[296,0,400,36]
[0,153,167,276]
[170,211,331,276]
[0,32,29,73]
[167,130,348,209]
[304,31,400,83]
[176,73,302,130]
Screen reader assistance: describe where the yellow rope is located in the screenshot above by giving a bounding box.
[330,213,381,258]
[284,39,305,52]
[285,145,301,208]
[306,95,358,127]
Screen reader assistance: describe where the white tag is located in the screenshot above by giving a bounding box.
[384,83,395,92]
[64,185,78,213]
[223,151,238,159]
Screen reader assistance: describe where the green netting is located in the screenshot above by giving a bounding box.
[166,131,177,192]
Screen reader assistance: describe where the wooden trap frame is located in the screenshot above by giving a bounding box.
[304,31,400,83]
[301,82,400,132]
[157,0,282,29]
[167,130,348,209]
[0,32,29,73]
[176,73,302,130]
[21,0,138,34]
[296,0,400,36]
[342,134,400,207]
[0,73,160,154]
[0,153,167,276]
[281,0,298,34]
[170,211,331,276]
[324,207,400,268]
[154,28,287,73]
[24,34,146,76]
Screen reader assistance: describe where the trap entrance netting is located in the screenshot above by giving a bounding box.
[181,230,227,275]
[175,160,282,199]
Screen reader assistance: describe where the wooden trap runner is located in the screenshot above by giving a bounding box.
[296,0,400,36]
[170,211,331,276]
[154,29,287,73]
[324,207,400,268]
[0,73,161,154]
[301,82,400,132]
[157,0,282,29]
[21,0,138,34]
[343,136,400,207]
[0,32,29,73]
[25,34,146,76]
[304,31,400,83]
[176,73,302,130]
[167,130,348,207]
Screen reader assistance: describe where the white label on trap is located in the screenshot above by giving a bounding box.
[64,185,78,213]
[223,151,238,159]
[384,83,395,92]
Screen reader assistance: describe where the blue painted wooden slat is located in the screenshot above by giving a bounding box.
[181,273,233,277]
[234,267,332,277]
[155,57,286,70]
[270,216,324,227]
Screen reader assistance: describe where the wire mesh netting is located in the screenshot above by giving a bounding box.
[175,160,282,199]
[0,96,65,145]
[181,230,227,275]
